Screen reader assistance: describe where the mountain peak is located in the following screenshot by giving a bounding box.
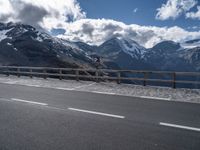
[0,22,35,31]
[152,40,181,52]
[99,36,146,59]
[104,36,141,47]
[155,40,180,46]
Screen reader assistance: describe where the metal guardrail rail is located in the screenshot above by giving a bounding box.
[0,66,200,89]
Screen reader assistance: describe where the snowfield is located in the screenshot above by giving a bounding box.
[0,75,200,104]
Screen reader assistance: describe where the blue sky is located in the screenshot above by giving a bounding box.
[78,0,199,30]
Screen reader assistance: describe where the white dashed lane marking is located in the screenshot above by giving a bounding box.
[11,98,48,106]
[159,122,200,132]
[68,107,125,119]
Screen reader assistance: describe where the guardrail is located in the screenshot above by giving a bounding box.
[0,66,200,89]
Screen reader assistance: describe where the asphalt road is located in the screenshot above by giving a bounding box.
[0,82,199,150]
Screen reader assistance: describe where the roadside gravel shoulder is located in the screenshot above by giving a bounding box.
[0,75,199,104]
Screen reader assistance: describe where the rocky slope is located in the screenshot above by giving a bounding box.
[0,22,93,68]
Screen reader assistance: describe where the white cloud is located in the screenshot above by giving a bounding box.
[133,8,138,13]
[58,18,200,48]
[156,0,197,20]
[0,0,200,48]
[186,6,200,19]
[0,0,86,30]
[187,26,200,30]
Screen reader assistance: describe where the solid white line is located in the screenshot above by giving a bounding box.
[140,96,171,101]
[4,81,18,84]
[68,107,125,119]
[56,87,74,91]
[73,83,96,89]
[159,122,200,132]
[91,91,116,95]
[11,98,48,106]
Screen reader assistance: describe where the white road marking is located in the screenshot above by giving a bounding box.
[4,81,18,84]
[27,84,43,88]
[91,91,116,95]
[11,98,48,106]
[68,107,125,119]
[159,122,200,132]
[56,87,75,91]
[140,96,171,101]
[73,83,96,89]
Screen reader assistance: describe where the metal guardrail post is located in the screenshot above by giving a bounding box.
[117,72,121,84]
[75,70,79,81]
[173,72,176,89]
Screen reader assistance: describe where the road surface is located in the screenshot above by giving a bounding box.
[0,82,199,150]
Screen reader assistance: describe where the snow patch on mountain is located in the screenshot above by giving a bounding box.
[14,47,18,51]
[58,38,81,50]
[181,43,200,49]
[35,32,53,42]
[58,39,93,60]
[36,32,44,42]
[0,28,13,42]
[7,42,12,46]
[116,37,147,59]
[14,27,28,36]
[181,39,200,49]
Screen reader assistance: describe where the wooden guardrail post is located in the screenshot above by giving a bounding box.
[117,72,121,84]
[95,69,99,82]
[17,68,20,77]
[30,69,33,78]
[172,72,176,89]
[143,72,148,86]
[75,70,79,81]
[6,67,9,76]
[43,69,47,79]
[59,69,62,80]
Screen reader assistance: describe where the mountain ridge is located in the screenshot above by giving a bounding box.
[0,22,199,72]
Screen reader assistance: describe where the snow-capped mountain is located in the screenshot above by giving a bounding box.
[144,41,195,71]
[180,47,200,71]
[91,37,150,70]
[0,22,200,72]
[97,37,146,59]
[0,22,93,67]
[96,38,200,71]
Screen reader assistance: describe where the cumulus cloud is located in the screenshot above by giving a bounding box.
[0,0,200,48]
[156,0,197,20]
[186,6,200,19]
[58,19,200,48]
[0,0,86,30]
